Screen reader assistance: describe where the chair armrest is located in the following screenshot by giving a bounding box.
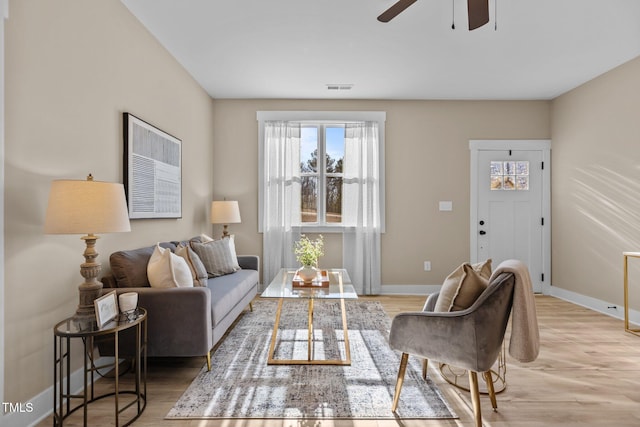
[238,255,259,271]
[423,292,439,311]
[389,310,484,371]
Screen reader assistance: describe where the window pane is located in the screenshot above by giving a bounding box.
[504,161,516,175]
[300,127,318,173]
[490,161,503,175]
[326,177,342,223]
[326,127,344,173]
[504,176,516,190]
[491,175,503,190]
[516,161,529,175]
[301,176,317,222]
[516,176,529,190]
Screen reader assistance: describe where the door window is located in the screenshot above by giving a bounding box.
[490,161,529,191]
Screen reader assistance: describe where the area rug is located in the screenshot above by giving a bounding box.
[166,299,457,420]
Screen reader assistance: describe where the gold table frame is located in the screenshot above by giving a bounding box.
[263,269,356,365]
[623,252,640,336]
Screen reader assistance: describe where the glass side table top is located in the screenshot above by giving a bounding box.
[261,268,358,300]
[54,308,147,337]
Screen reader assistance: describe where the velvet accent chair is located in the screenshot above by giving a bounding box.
[389,272,515,427]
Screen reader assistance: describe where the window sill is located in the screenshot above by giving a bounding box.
[293,225,355,234]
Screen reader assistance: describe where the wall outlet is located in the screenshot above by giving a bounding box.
[424,261,431,271]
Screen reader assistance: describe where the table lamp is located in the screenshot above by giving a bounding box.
[44,174,131,321]
[210,200,241,238]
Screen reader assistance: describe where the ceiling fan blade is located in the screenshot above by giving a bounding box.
[468,0,490,30]
[377,0,418,23]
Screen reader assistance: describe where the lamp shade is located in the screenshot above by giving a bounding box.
[210,200,241,224]
[44,179,131,234]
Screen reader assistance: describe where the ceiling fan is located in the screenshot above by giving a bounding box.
[378,0,490,31]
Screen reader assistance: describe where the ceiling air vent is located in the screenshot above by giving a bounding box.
[326,84,354,91]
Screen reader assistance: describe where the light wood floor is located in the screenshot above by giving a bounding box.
[41,295,640,427]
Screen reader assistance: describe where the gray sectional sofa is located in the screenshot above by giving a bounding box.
[99,239,259,369]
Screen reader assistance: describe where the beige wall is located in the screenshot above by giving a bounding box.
[4,0,215,401]
[211,99,550,286]
[551,56,640,309]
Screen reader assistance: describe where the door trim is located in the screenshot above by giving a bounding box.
[469,140,551,295]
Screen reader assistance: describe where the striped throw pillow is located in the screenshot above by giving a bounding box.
[190,239,239,278]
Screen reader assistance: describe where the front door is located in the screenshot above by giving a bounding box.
[470,140,551,293]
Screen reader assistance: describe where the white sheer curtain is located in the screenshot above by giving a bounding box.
[262,121,301,285]
[342,122,382,295]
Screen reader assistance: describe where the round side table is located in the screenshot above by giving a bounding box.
[53,308,147,427]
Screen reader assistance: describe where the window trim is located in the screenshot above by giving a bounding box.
[257,111,386,233]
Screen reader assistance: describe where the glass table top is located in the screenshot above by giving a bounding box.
[54,308,146,337]
[261,268,358,300]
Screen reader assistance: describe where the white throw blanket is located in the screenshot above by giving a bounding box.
[490,259,540,363]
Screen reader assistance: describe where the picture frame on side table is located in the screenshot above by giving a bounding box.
[124,112,182,219]
[94,291,118,328]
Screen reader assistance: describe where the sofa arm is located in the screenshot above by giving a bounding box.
[238,255,259,272]
[100,287,213,358]
[101,274,117,289]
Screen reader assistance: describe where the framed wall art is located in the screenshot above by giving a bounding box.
[124,112,182,219]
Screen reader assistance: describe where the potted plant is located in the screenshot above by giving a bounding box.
[294,234,324,283]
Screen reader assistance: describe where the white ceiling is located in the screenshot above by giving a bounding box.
[121,0,640,100]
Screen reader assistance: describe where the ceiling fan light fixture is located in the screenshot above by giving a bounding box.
[379,0,492,31]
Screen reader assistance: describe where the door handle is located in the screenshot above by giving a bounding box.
[479,230,486,235]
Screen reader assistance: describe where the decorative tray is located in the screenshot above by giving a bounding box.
[292,269,330,288]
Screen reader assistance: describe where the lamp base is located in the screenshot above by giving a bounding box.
[74,281,103,321]
[74,234,103,322]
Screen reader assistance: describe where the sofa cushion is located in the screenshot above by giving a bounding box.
[191,239,240,277]
[208,269,258,327]
[147,244,194,288]
[109,242,177,288]
[176,243,208,287]
[435,261,489,312]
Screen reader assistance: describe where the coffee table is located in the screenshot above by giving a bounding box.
[261,268,358,365]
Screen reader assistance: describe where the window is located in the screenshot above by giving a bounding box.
[300,124,345,224]
[490,160,530,191]
[257,111,386,233]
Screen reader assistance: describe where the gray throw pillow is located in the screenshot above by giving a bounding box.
[109,242,177,288]
[190,239,239,278]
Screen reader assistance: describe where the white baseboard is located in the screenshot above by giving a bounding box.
[3,357,114,427]
[550,285,640,327]
[381,283,640,328]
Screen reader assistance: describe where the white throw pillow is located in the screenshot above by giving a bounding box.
[147,244,194,288]
[200,233,214,243]
[227,235,241,270]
